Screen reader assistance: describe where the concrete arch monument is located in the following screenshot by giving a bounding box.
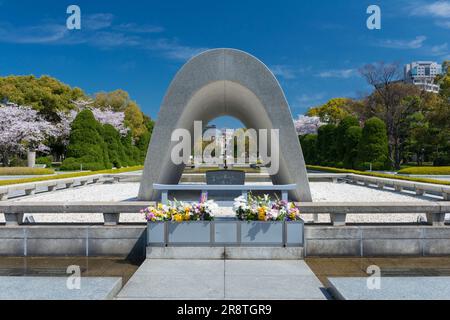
[138,48,312,202]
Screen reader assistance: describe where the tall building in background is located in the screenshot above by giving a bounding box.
[404,61,443,93]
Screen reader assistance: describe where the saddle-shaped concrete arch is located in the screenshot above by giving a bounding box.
[138,48,312,202]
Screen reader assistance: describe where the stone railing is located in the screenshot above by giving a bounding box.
[293,202,449,227]
[0,201,155,226]
[343,174,450,200]
[0,174,134,201]
[1,201,447,227]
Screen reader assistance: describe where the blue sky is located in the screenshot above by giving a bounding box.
[0,0,449,127]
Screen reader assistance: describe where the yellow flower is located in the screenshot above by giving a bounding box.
[184,213,190,221]
[258,207,266,221]
[173,214,184,222]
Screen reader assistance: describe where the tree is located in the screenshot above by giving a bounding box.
[306,98,353,124]
[342,126,362,169]
[317,124,337,166]
[121,131,141,165]
[61,110,111,170]
[294,115,324,135]
[124,101,147,139]
[335,116,359,161]
[299,134,318,165]
[93,90,149,140]
[102,124,128,168]
[94,89,130,111]
[0,75,86,121]
[357,117,389,170]
[359,62,423,169]
[0,103,57,166]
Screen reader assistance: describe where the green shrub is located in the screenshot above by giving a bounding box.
[317,124,337,165]
[103,124,128,168]
[36,156,53,168]
[398,166,450,175]
[342,126,362,169]
[357,117,390,170]
[62,110,110,170]
[433,153,450,166]
[9,156,27,167]
[299,134,318,165]
[336,116,359,161]
[0,167,55,175]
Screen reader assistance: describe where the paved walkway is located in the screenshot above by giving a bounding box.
[0,276,122,300]
[117,259,327,300]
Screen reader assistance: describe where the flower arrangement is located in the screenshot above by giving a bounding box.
[142,193,217,222]
[233,193,301,221]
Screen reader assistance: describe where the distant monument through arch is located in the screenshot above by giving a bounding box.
[138,48,312,202]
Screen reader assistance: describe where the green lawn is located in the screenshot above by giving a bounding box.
[306,165,450,185]
[398,166,450,175]
[0,167,55,175]
[0,166,143,187]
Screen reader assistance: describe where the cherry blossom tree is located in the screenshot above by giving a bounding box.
[91,108,128,135]
[293,115,324,136]
[0,103,57,166]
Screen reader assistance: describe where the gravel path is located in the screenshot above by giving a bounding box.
[0,182,439,224]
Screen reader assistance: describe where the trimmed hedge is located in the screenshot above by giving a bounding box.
[0,166,143,186]
[398,166,450,175]
[0,167,55,175]
[307,165,450,186]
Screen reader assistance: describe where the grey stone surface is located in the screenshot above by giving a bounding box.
[224,260,326,300]
[423,239,450,255]
[27,239,86,256]
[362,227,422,239]
[88,239,144,256]
[0,277,122,300]
[305,239,361,256]
[362,239,421,256]
[327,277,450,300]
[138,48,312,202]
[305,226,362,239]
[0,239,24,256]
[224,247,303,260]
[146,247,225,259]
[117,259,326,300]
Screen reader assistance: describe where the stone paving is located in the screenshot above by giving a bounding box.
[116,259,327,300]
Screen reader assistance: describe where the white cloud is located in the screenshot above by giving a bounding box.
[377,35,427,49]
[317,69,357,79]
[114,23,164,34]
[291,93,327,110]
[0,15,204,62]
[436,20,450,28]
[0,23,67,44]
[411,1,450,18]
[270,65,297,79]
[83,13,114,30]
[430,42,449,56]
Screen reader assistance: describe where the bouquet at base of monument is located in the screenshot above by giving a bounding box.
[142,194,217,222]
[233,193,301,222]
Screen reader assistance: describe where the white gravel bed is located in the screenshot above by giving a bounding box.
[0,181,439,224]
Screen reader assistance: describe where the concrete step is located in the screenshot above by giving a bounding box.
[117,259,326,300]
[146,246,304,260]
